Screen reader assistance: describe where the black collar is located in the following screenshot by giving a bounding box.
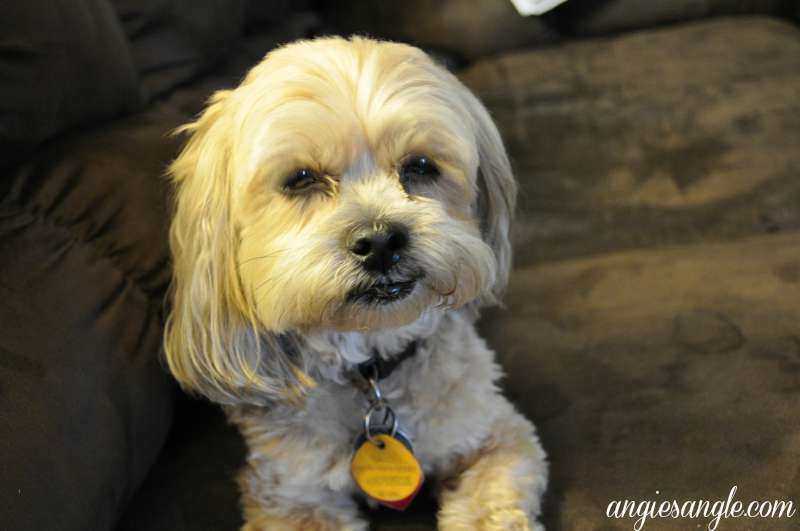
[356,340,419,383]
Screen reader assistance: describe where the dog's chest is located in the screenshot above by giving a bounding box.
[304,339,501,474]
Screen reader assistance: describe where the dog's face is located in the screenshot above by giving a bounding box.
[165,37,516,402]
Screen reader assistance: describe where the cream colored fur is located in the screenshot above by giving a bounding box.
[164,36,547,530]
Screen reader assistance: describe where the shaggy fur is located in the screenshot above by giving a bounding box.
[164,36,548,530]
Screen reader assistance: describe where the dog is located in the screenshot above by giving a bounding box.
[164,36,547,530]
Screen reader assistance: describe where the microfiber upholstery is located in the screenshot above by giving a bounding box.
[461,17,800,266]
[552,0,796,37]
[111,0,248,102]
[0,0,141,171]
[481,234,800,529]
[110,0,320,103]
[0,108,183,530]
[467,16,800,529]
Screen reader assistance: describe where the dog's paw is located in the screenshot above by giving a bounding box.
[479,507,531,531]
[439,507,539,531]
[241,514,368,531]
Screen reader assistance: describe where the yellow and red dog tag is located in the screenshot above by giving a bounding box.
[351,432,424,510]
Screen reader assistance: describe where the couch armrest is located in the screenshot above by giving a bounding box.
[0,107,181,531]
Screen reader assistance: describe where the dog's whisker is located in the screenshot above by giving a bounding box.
[238,249,288,267]
[253,267,295,295]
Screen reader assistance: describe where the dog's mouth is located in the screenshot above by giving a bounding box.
[347,273,423,305]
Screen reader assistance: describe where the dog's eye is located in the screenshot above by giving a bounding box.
[400,156,439,186]
[283,169,319,193]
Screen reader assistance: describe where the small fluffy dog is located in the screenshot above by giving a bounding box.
[165,36,547,530]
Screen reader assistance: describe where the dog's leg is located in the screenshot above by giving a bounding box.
[237,462,368,531]
[240,509,367,531]
[239,489,368,531]
[436,403,548,531]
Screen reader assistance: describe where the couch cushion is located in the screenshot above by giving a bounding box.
[114,396,246,531]
[0,205,173,531]
[0,106,186,530]
[0,0,142,171]
[111,0,323,103]
[463,15,800,529]
[460,16,800,266]
[111,0,247,102]
[480,232,800,529]
[555,0,793,37]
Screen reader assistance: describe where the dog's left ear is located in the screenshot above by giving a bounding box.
[463,89,518,305]
[164,90,311,406]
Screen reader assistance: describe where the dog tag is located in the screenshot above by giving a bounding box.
[351,433,424,510]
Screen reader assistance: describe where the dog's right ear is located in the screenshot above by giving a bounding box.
[164,90,311,406]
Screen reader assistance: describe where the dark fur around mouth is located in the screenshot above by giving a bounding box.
[347,274,422,305]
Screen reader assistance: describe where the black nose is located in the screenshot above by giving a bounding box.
[349,224,409,274]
